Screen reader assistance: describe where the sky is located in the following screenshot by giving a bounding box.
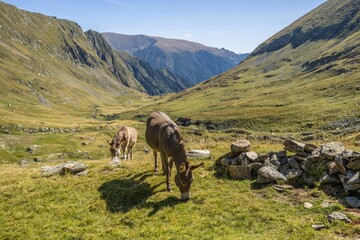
[1,0,327,53]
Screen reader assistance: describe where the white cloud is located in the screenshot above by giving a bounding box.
[184,33,192,38]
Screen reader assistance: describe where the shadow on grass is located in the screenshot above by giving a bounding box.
[98,171,182,214]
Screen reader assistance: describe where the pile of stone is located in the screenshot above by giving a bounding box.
[216,139,360,204]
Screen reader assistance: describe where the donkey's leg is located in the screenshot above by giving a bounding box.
[153,151,159,173]
[161,152,172,192]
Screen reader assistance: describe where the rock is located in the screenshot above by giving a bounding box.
[26,145,40,154]
[346,160,360,171]
[311,224,326,230]
[321,201,331,208]
[245,151,258,161]
[344,197,360,208]
[345,170,356,180]
[228,165,251,180]
[320,142,345,160]
[75,170,89,176]
[284,169,303,180]
[186,150,210,159]
[328,212,351,223]
[19,159,31,168]
[304,143,318,153]
[220,158,231,166]
[304,202,313,209]
[341,149,353,160]
[334,156,347,174]
[232,157,240,165]
[272,184,294,192]
[279,163,291,175]
[230,140,251,153]
[143,146,149,154]
[288,157,301,170]
[275,151,287,158]
[326,161,339,175]
[284,139,305,153]
[347,171,360,185]
[300,159,313,173]
[41,161,88,177]
[249,162,263,173]
[257,166,287,183]
[302,174,316,186]
[320,173,340,184]
[264,159,279,170]
[81,142,89,146]
[257,154,269,162]
[339,175,360,191]
[269,156,281,170]
[308,148,324,163]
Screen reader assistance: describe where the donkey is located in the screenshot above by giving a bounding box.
[145,111,203,200]
[109,126,137,161]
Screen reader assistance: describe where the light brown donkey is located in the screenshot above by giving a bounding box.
[145,111,203,200]
[109,126,137,161]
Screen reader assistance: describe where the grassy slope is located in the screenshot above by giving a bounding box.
[127,0,359,134]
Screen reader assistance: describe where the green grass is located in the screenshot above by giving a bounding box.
[0,127,359,239]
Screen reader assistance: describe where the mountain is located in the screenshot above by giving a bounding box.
[102,33,248,86]
[0,1,187,125]
[141,0,360,133]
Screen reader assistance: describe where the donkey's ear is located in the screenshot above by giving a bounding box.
[190,162,204,170]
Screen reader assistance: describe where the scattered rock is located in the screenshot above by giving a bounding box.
[284,139,305,153]
[257,154,269,162]
[19,159,31,167]
[186,150,210,159]
[272,184,294,192]
[334,156,347,174]
[284,169,303,180]
[230,140,251,153]
[320,173,340,184]
[304,202,314,209]
[328,212,351,223]
[245,151,258,161]
[304,143,318,153]
[346,160,360,171]
[41,162,88,177]
[81,142,89,146]
[249,162,263,173]
[26,145,40,154]
[311,224,326,230]
[344,197,360,208]
[288,157,301,170]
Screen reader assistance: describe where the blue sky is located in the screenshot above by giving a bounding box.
[1,0,326,53]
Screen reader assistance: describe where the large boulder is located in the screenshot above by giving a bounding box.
[41,161,88,177]
[328,212,351,223]
[186,150,211,159]
[257,166,287,183]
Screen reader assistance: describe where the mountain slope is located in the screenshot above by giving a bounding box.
[138,0,360,133]
[0,1,187,127]
[102,33,248,86]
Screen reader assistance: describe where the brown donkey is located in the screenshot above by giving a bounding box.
[145,111,203,200]
[109,126,137,162]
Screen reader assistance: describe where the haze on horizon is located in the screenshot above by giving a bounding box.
[1,0,326,53]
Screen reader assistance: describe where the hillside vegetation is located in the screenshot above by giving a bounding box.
[126,0,359,137]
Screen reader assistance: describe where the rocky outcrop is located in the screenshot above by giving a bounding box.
[216,139,360,208]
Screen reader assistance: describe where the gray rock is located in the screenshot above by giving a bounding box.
[249,162,263,173]
[320,142,345,160]
[345,170,356,180]
[279,163,291,175]
[334,156,347,174]
[228,165,251,180]
[221,158,232,166]
[346,160,360,171]
[308,148,324,163]
[245,151,258,162]
[288,157,301,170]
[284,139,305,154]
[328,212,351,223]
[302,174,316,186]
[304,143,318,153]
[257,154,269,162]
[19,159,31,168]
[41,161,88,177]
[348,171,360,185]
[341,149,353,160]
[284,169,303,180]
[264,159,279,170]
[26,145,40,154]
[326,161,339,175]
[339,174,360,191]
[257,166,287,183]
[275,151,287,158]
[186,150,210,159]
[320,173,340,184]
[311,224,326,230]
[272,184,294,192]
[345,197,360,208]
[300,159,313,173]
[230,140,251,153]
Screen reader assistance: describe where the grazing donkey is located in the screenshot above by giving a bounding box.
[145,111,203,200]
[109,126,137,161]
